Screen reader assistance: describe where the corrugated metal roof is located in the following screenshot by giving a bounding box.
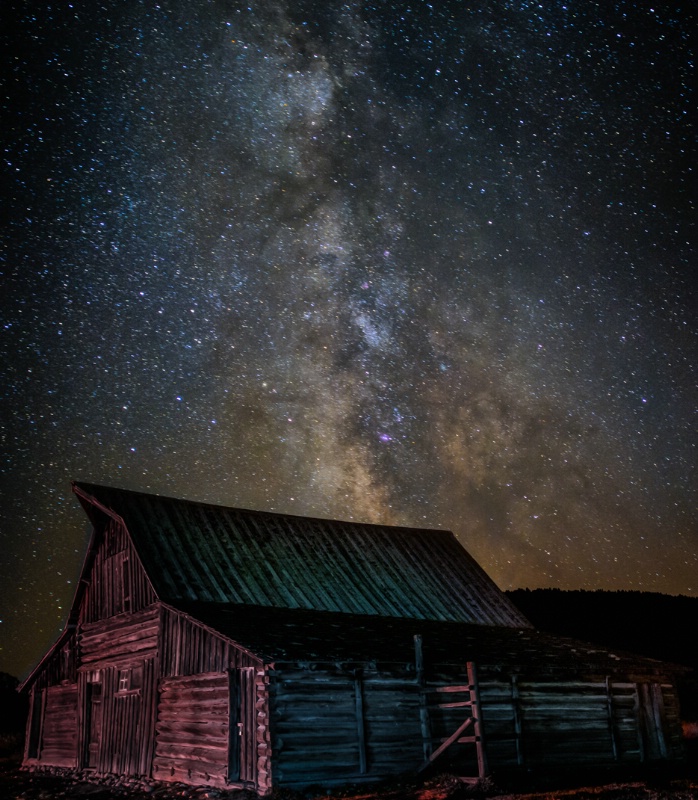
[73,482,530,628]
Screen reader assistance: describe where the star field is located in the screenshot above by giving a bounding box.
[1,0,695,678]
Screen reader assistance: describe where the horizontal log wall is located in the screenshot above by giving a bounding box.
[477,677,685,768]
[361,673,424,777]
[611,682,645,762]
[269,665,424,788]
[256,667,272,795]
[515,681,619,766]
[39,685,78,767]
[269,664,685,788]
[153,672,230,788]
[80,605,160,669]
[478,680,521,767]
[80,519,156,624]
[269,667,362,786]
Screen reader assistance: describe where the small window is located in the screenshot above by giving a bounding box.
[116,666,143,694]
[117,670,130,693]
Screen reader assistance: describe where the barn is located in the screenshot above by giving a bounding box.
[21,482,686,793]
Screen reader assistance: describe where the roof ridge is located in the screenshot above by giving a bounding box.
[72,481,532,628]
[72,480,453,537]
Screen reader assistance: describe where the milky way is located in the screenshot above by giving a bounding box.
[1,0,695,677]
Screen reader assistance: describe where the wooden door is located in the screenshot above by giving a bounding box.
[638,682,668,760]
[229,668,256,785]
[84,680,103,769]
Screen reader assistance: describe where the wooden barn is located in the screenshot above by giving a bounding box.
[21,482,686,793]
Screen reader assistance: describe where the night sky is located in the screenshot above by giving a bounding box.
[1,0,695,679]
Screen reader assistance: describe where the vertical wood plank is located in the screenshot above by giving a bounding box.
[228,669,241,781]
[633,683,646,762]
[651,684,668,759]
[511,675,524,766]
[353,671,367,774]
[467,662,488,779]
[414,635,432,761]
[605,677,619,761]
[242,667,257,783]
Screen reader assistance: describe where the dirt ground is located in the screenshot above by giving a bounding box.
[2,760,697,800]
[0,769,698,800]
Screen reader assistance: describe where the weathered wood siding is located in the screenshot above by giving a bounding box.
[253,667,273,794]
[78,607,160,777]
[515,681,622,765]
[80,518,156,624]
[153,672,230,787]
[160,606,259,677]
[269,666,362,786]
[612,681,648,763]
[269,665,424,788]
[635,681,684,761]
[38,685,78,767]
[77,659,159,777]
[478,678,684,768]
[268,664,685,789]
[80,605,160,668]
[31,633,78,691]
[25,686,45,761]
[656,682,684,760]
[361,671,425,777]
[152,610,270,793]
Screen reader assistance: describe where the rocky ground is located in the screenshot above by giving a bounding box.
[1,762,697,800]
[2,736,697,800]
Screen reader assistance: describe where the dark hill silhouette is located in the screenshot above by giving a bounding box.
[0,673,26,736]
[506,589,698,719]
[506,589,698,668]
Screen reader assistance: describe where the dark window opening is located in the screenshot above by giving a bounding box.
[122,557,131,612]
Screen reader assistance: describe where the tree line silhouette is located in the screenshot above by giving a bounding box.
[506,589,698,719]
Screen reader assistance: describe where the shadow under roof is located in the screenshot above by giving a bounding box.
[168,600,685,677]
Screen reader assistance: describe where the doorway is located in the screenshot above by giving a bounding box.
[26,687,45,760]
[229,667,256,785]
[638,682,668,760]
[84,678,103,770]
